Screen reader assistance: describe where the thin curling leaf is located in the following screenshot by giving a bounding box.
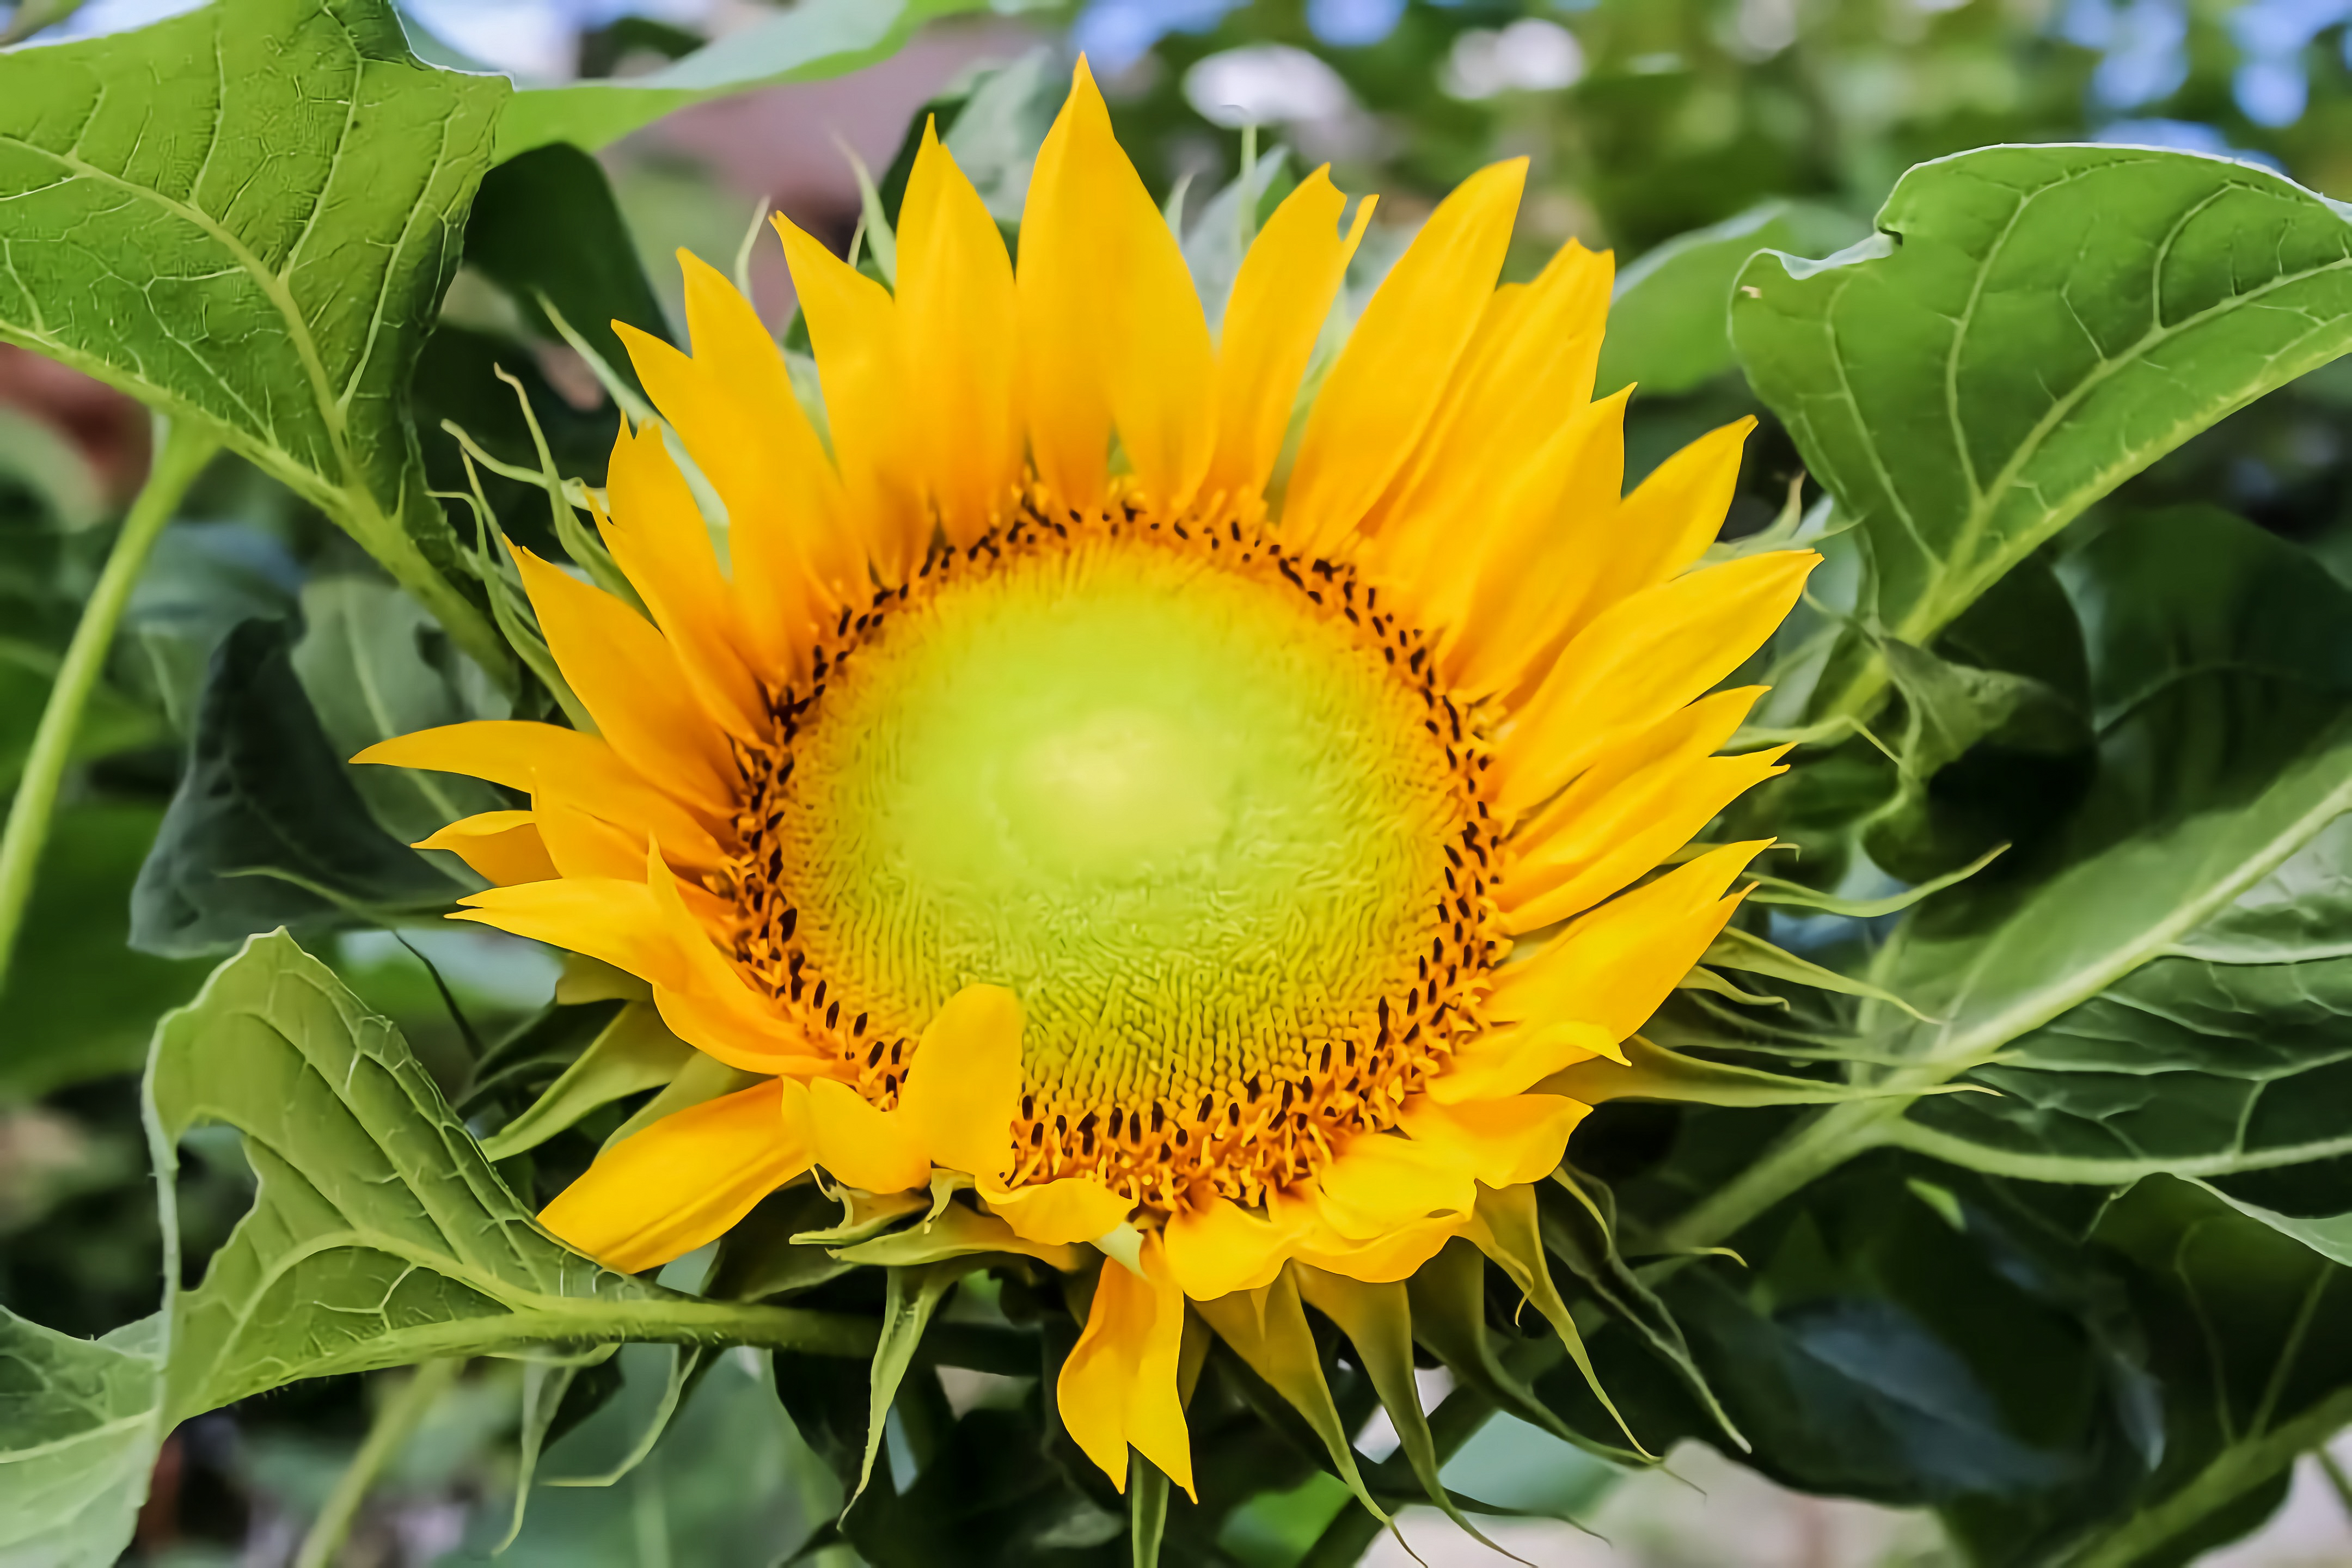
[1704,927,1937,1021]
[850,1264,964,1505]
[1539,1034,1969,1107]
[1294,1270,1523,1560]
[478,1002,696,1161]
[499,1349,618,1551]
[1462,1185,1652,1461]
[1405,1241,1644,1467]
[1744,843,2006,918]
[1192,1270,1391,1529]
[550,1346,710,1489]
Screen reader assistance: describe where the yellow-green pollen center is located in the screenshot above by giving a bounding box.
[730,505,1497,1211]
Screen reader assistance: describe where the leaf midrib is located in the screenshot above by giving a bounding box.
[1913,182,2352,645]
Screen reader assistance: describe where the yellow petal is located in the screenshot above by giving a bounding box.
[1162,1194,1301,1300]
[1397,1094,1589,1189]
[1055,1236,1195,1497]
[599,419,765,737]
[898,121,1023,550]
[1426,1019,1622,1105]
[357,720,718,865]
[771,212,924,578]
[509,545,738,820]
[1282,1202,1464,1284]
[897,985,1022,1181]
[641,848,832,1070]
[532,790,648,883]
[1019,60,1215,514]
[1493,550,1818,816]
[1489,841,1769,1041]
[1206,168,1369,507]
[1395,384,1630,651]
[1283,158,1527,555]
[1503,745,1789,934]
[539,1078,807,1273]
[987,1175,1134,1246]
[1595,416,1756,614]
[456,877,688,991]
[1312,1132,1476,1241]
[1357,240,1613,591]
[413,810,555,886]
[806,1077,932,1195]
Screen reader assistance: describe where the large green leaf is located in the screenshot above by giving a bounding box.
[0,0,508,672]
[490,0,993,162]
[144,930,873,1424]
[1732,146,2352,721]
[1875,509,2352,1102]
[0,1311,164,1568]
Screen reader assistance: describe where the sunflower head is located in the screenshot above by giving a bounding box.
[365,59,1816,1498]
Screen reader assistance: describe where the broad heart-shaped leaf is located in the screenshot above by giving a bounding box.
[1732,145,2352,721]
[144,930,873,1424]
[130,617,470,958]
[0,1311,166,1568]
[1595,201,1857,399]
[0,0,507,673]
[1872,509,2352,1107]
[489,0,989,161]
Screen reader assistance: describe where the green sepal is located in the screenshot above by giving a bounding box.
[1192,1269,1391,1530]
[480,1001,695,1161]
[1462,1184,1652,1461]
[1704,926,1935,1020]
[1404,1240,1644,1467]
[1293,1268,1527,1561]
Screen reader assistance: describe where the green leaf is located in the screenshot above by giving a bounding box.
[129,617,468,958]
[144,930,874,1425]
[1545,1033,1948,1108]
[290,575,508,844]
[0,1309,165,1568]
[852,1265,963,1503]
[1596,201,1857,398]
[1732,146,2352,721]
[1877,510,2352,1174]
[0,0,510,675]
[491,0,991,162]
[478,1002,695,1162]
[1895,814,2352,1184]
[1704,927,1935,1021]
[0,802,212,1097]
[2041,1176,2352,1567]
[464,144,672,394]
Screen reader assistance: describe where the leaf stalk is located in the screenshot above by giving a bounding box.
[0,416,218,995]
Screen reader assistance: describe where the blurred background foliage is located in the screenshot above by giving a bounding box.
[12,0,2352,1561]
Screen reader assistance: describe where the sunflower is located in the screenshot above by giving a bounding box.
[363,63,1815,1497]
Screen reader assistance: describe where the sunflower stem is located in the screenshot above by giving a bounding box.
[0,416,216,996]
[1652,1097,1908,1255]
[294,1357,463,1568]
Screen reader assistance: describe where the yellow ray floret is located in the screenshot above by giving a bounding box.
[366,59,1818,1494]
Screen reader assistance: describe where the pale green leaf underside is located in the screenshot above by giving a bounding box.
[1732,145,2352,712]
[0,1313,163,1568]
[145,932,872,1424]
